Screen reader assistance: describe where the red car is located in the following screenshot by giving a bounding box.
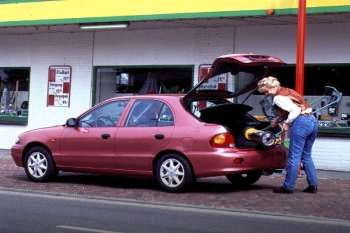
[11,54,287,192]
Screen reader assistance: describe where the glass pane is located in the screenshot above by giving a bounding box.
[79,100,128,128]
[0,68,30,125]
[158,104,174,126]
[126,100,163,127]
[94,67,193,103]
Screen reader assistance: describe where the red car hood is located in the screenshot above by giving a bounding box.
[20,125,64,139]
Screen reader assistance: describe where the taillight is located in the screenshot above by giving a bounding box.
[210,133,235,148]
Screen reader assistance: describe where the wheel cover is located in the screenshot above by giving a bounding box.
[160,158,185,188]
[27,152,48,178]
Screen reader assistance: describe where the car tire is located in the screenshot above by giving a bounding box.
[226,171,262,186]
[156,154,193,192]
[24,146,57,182]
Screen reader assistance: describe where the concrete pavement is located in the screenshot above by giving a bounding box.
[1,149,350,221]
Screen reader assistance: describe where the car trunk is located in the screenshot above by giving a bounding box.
[199,103,277,147]
[183,54,285,148]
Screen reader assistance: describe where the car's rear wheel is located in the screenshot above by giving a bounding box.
[24,146,57,182]
[226,171,262,186]
[156,154,193,192]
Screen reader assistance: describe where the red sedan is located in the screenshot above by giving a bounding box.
[11,54,287,192]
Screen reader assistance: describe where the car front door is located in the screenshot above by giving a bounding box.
[58,100,129,171]
[115,99,175,174]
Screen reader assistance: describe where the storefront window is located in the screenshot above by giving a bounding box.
[255,64,350,137]
[0,68,30,125]
[94,66,193,104]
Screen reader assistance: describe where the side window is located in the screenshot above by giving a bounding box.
[126,100,173,127]
[158,104,174,126]
[79,100,128,128]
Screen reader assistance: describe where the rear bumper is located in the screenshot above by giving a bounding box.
[11,144,24,167]
[189,145,287,177]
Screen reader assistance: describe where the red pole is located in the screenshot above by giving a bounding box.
[296,0,306,95]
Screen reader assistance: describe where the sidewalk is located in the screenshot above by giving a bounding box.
[1,149,350,221]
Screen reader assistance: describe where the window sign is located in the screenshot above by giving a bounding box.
[196,64,228,110]
[47,65,72,107]
[198,64,227,91]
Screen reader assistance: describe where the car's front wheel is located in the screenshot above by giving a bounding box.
[156,154,193,192]
[226,171,262,186]
[24,146,57,182]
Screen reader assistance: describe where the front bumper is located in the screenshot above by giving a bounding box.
[189,145,287,177]
[11,144,24,167]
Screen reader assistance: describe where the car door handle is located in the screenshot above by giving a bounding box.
[154,134,165,140]
[101,133,111,140]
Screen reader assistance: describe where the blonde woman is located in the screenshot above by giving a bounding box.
[258,76,318,194]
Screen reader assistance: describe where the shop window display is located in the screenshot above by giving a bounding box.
[94,67,193,104]
[0,68,30,125]
[253,64,350,136]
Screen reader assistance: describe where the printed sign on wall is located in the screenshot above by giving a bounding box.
[47,65,72,107]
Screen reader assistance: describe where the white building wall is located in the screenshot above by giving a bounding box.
[235,22,350,63]
[0,31,93,148]
[313,137,350,171]
[94,27,235,84]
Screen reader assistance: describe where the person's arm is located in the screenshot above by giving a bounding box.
[273,95,301,125]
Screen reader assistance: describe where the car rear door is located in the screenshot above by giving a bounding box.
[58,99,129,170]
[115,99,175,174]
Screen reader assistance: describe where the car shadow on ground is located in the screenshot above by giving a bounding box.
[13,172,275,194]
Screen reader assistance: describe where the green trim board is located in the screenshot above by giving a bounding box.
[0,115,28,125]
[0,0,56,4]
[1,5,350,27]
[318,127,350,137]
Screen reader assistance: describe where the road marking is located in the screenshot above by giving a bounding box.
[1,188,350,228]
[57,225,123,233]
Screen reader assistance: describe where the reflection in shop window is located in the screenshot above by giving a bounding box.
[94,67,193,104]
[252,64,350,136]
[0,68,30,125]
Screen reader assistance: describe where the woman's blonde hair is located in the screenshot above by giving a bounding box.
[257,76,281,93]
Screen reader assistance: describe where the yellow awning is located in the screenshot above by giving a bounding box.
[1,0,350,27]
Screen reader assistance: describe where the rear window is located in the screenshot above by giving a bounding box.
[189,99,231,118]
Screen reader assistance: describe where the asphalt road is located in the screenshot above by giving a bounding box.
[0,190,349,233]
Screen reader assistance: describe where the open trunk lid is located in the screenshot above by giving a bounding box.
[184,54,285,102]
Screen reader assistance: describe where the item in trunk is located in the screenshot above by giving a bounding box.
[243,127,275,147]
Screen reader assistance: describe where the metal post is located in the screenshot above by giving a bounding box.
[296,0,306,95]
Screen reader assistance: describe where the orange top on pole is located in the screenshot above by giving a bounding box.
[296,0,306,96]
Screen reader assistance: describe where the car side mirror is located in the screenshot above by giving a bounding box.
[66,118,78,127]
